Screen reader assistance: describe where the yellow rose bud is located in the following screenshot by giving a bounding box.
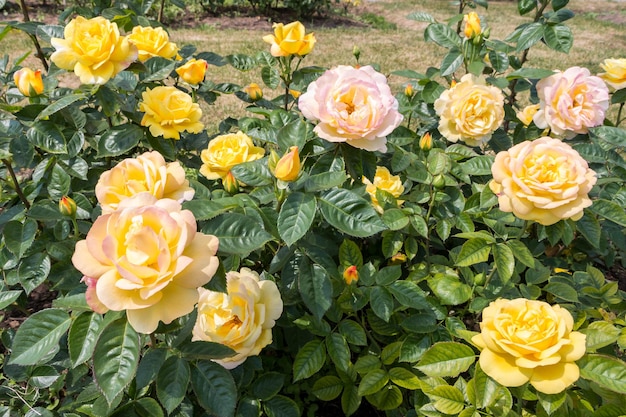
[289,89,301,99]
[14,68,44,96]
[404,83,414,98]
[516,104,540,126]
[389,253,407,265]
[463,12,481,39]
[176,58,208,85]
[244,83,263,101]
[274,146,300,182]
[262,21,316,57]
[223,171,239,194]
[59,196,77,217]
[127,25,178,62]
[352,45,361,62]
[419,132,432,151]
[343,265,358,285]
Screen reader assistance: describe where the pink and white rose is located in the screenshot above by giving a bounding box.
[298,65,403,152]
[534,66,609,138]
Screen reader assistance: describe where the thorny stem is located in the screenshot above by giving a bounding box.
[18,0,49,72]
[2,159,31,209]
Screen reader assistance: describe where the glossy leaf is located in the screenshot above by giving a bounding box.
[312,375,343,401]
[326,333,351,372]
[3,218,37,258]
[416,342,476,377]
[263,395,300,417]
[278,192,317,246]
[9,308,71,366]
[202,213,273,255]
[456,239,491,267]
[319,189,386,238]
[293,339,327,382]
[191,360,237,417]
[68,311,103,367]
[493,243,515,283]
[156,356,190,414]
[578,354,626,394]
[250,372,285,401]
[429,385,466,414]
[388,367,420,389]
[358,369,388,396]
[97,125,143,158]
[298,258,332,320]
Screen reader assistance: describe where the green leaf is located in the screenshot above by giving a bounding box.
[47,164,71,199]
[93,319,140,404]
[312,375,343,401]
[387,280,430,310]
[366,384,403,410]
[68,311,103,367]
[97,125,143,158]
[518,0,537,15]
[225,53,257,71]
[109,398,164,417]
[0,290,22,310]
[407,11,436,23]
[428,385,466,415]
[191,360,237,417]
[488,51,509,73]
[382,209,410,230]
[26,121,67,154]
[36,93,86,121]
[424,23,461,49]
[370,286,394,322]
[516,22,545,51]
[358,369,388,396]
[230,158,273,187]
[136,348,168,390]
[17,253,51,295]
[342,384,361,416]
[278,192,317,246]
[469,363,499,409]
[493,243,515,283]
[339,240,363,267]
[263,395,300,417]
[428,274,472,306]
[507,68,555,80]
[578,354,626,394]
[456,239,491,267]
[179,341,236,360]
[250,372,285,401]
[298,258,332,320]
[506,240,535,268]
[183,197,241,221]
[318,189,386,238]
[543,281,578,302]
[416,342,476,377]
[261,66,280,89]
[9,308,71,366]
[576,213,601,247]
[326,333,351,372]
[581,321,621,351]
[277,119,308,152]
[202,213,273,255]
[157,356,190,414]
[459,156,495,176]
[339,320,367,346]
[537,391,567,415]
[543,24,572,53]
[388,367,420,389]
[552,0,569,11]
[440,48,463,77]
[3,218,37,258]
[588,199,626,227]
[293,339,327,382]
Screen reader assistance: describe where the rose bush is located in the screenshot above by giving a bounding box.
[1,1,626,416]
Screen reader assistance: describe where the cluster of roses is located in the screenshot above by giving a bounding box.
[17,14,623,390]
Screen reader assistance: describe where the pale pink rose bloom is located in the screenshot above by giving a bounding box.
[193,268,283,369]
[298,65,403,152]
[72,193,219,334]
[533,67,609,138]
[489,137,597,226]
[96,151,194,214]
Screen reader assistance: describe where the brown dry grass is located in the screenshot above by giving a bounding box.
[1,0,625,132]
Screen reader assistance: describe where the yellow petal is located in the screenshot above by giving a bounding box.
[479,348,532,387]
[529,362,580,394]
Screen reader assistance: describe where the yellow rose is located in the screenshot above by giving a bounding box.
[50,16,137,85]
[13,68,44,96]
[139,86,203,140]
[471,298,586,394]
[71,194,220,334]
[362,166,404,213]
[192,268,283,369]
[176,58,208,85]
[434,73,505,147]
[127,25,178,62]
[516,104,540,126]
[599,58,626,91]
[95,150,195,214]
[490,137,596,226]
[200,131,265,180]
[463,12,481,38]
[262,21,316,57]
[274,146,301,182]
[243,83,263,101]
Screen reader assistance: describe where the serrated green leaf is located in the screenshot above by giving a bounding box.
[493,243,514,283]
[469,363,499,409]
[202,213,273,255]
[263,395,300,417]
[581,321,621,351]
[339,240,363,267]
[326,333,351,372]
[3,219,37,258]
[261,66,280,89]
[250,372,284,401]
[9,308,71,366]
[459,155,495,176]
[93,318,140,404]
[358,369,388,396]
[342,384,361,416]
[109,398,164,417]
[516,22,545,51]
[97,125,143,158]
[389,367,420,389]
[537,391,567,415]
[440,48,463,77]
[588,199,626,227]
[578,354,626,394]
[339,320,367,346]
[68,311,103,367]
[388,280,430,310]
[179,341,236,360]
[278,192,317,246]
[428,385,466,414]
[319,189,386,238]
[298,258,332,320]
[506,240,535,268]
[366,384,403,410]
[416,342,476,377]
[26,121,67,154]
[191,360,237,417]
[370,286,394,322]
[425,23,461,49]
[277,119,308,152]
[543,24,572,53]
[157,356,190,414]
[230,158,273,187]
[518,0,537,14]
[293,339,327,382]
[36,93,86,121]
[543,281,578,302]
[17,252,51,295]
[312,375,343,401]
[456,239,491,267]
[427,274,472,306]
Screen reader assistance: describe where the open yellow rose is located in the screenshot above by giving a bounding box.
[95,151,195,214]
[13,68,44,96]
[599,58,626,91]
[262,21,316,57]
[50,16,137,85]
[490,137,596,226]
[362,166,404,213]
[434,74,504,147]
[139,86,204,140]
[200,131,265,180]
[127,25,178,62]
[71,194,220,334]
[472,298,586,394]
[192,268,283,369]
